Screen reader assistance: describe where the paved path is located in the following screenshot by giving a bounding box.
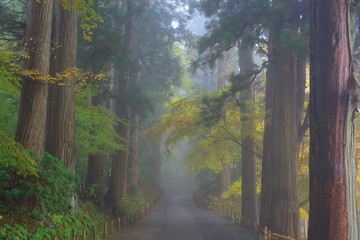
[110,194,254,240]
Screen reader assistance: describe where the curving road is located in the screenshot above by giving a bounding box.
[110,194,254,240]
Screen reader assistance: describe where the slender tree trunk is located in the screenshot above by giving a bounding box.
[309,1,358,239]
[216,163,231,195]
[129,112,139,187]
[46,0,77,171]
[15,0,54,156]
[297,0,310,143]
[259,42,275,230]
[85,95,106,209]
[238,44,258,223]
[86,154,105,207]
[216,52,231,195]
[152,141,162,192]
[106,0,134,216]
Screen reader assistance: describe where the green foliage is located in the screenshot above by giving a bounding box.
[279,23,310,57]
[221,178,242,199]
[75,87,127,156]
[0,152,76,217]
[0,132,37,177]
[0,223,31,240]
[129,1,184,117]
[29,153,77,217]
[185,137,239,173]
[0,46,22,137]
[0,1,26,41]
[123,188,147,216]
[145,93,262,175]
[0,201,109,240]
[194,0,309,69]
[210,195,241,214]
[62,0,103,41]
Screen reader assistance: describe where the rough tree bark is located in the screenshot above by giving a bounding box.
[129,112,139,187]
[46,0,77,171]
[238,44,258,223]
[309,1,359,239]
[15,0,54,156]
[259,16,301,239]
[85,94,106,209]
[106,0,134,216]
[216,52,231,195]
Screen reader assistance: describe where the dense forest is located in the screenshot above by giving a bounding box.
[0,0,359,239]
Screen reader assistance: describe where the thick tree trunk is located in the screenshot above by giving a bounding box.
[270,49,299,238]
[260,28,299,238]
[238,44,258,223]
[15,0,54,156]
[309,1,358,239]
[46,0,77,171]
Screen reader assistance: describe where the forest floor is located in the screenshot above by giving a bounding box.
[110,194,254,240]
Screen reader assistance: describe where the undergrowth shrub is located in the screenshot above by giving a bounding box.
[123,186,147,216]
[0,201,107,240]
[0,149,76,217]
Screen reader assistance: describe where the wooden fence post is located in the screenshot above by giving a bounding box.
[73,230,77,240]
[117,217,121,231]
[252,222,255,236]
[110,219,113,234]
[264,226,268,240]
[93,225,97,240]
[268,230,271,240]
[103,221,107,238]
[82,229,86,240]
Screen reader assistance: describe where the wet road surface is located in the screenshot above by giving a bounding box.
[110,194,254,240]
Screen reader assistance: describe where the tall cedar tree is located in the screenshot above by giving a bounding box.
[106,0,135,216]
[309,1,359,239]
[129,112,139,187]
[259,1,308,237]
[238,43,258,223]
[79,0,123,208]
[46,0,78,171]
[85,94,106,209]
[15,0,54,155]
[196,0,309,236]
[216,52,232,195]
[128,64,141,188]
